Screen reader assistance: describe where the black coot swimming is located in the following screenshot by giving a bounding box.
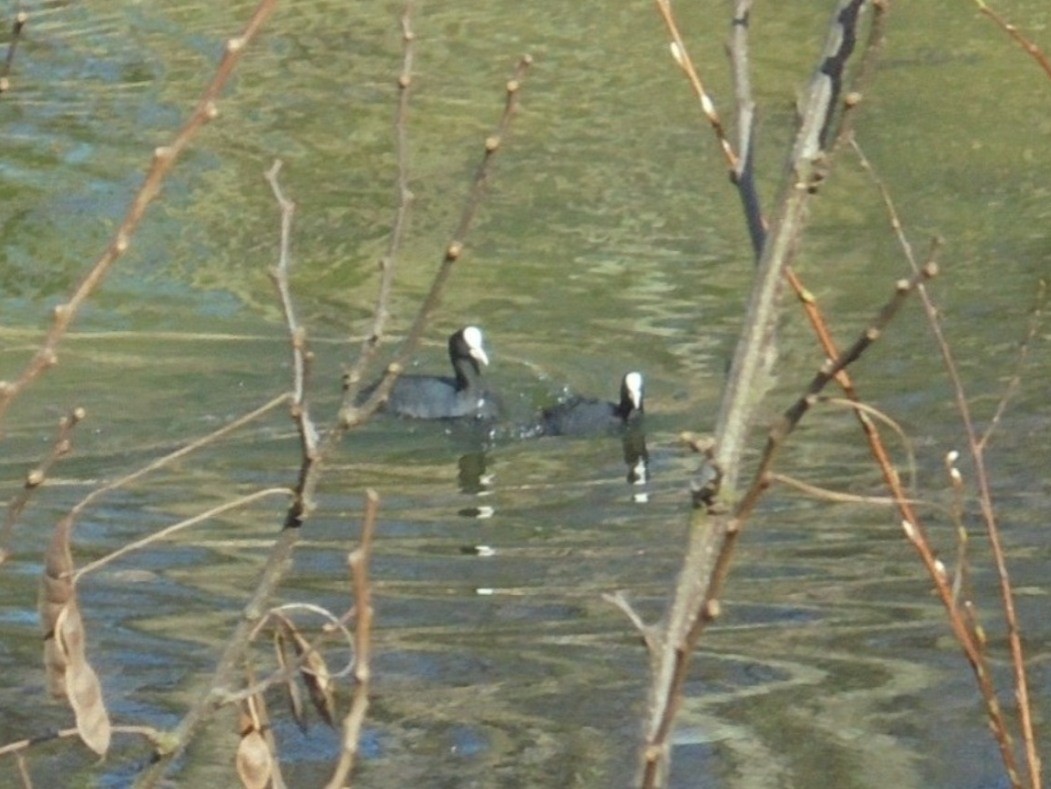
[538,371,644,436]
[383,326,500,420]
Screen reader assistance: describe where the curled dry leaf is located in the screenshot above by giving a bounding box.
[38,516,111,754]
[237,698,275,789]
[288,623,337,727]
[55,599,112,755]
[273,626,306,732]
[235,729,273,789]
[272,611,337,727]
[39,517,76,697]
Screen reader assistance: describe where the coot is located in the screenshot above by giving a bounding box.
[539,371,644,436]
[383,326,500,420]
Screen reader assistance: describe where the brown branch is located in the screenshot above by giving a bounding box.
[717,264,938,617]
[325,489,378,789]
[971,0,1051,80]
[643,264,932,789]
[655,0,739,173]
[640,4,877,784]
[853,137,1036,789]
[0,0,278,426]
[264,160,322,529]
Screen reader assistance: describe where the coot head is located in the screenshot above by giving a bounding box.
[383,326,501,420]
[450,325,489,386]
[538,371,644,436]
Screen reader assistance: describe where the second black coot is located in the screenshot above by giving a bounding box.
[383,326,500,420]
[538,371,644,436]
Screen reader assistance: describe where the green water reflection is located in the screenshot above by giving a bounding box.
[0,1,1048,787]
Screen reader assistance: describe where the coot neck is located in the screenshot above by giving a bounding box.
[616,384,642,421]
[451,353,482,392]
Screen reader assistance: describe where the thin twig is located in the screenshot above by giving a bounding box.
[325,489,378,789]
[264,161,322,528]
[656,0,739,173]
[766,472,928,508]
[971,0,1051,80]
[342,2,418,401]
[0,406,85,564]
[852,136,1035,788]
[339,54,533,430]
[979,281,1044,452]
[722,264,938,592]
[74,488,292,580]
[75,394,289,520]
[0,724,164,759]
[639,6,875,785]
[0,0,278,425]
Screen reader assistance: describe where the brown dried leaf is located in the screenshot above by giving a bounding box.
[288,623,336,727]
[235,729,272,789]
[237,698,275,789]
[273,627,306,732]
[38,517,76,698]
[57,599,111,755]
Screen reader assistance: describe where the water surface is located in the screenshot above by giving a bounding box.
[0,2,1048,787]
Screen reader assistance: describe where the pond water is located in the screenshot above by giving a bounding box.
[0,2,1049,787]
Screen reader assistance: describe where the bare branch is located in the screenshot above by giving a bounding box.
[342,2,418,402]
[264,161,322,528]
[641,6,880,783]
[655,0,740,173]
[853,135,1036,789]
[0,0,278,425]
[0,406,85,565]
[971,0,1051,80]
[338,54,533,429]
[74,488,292,580]
[325,489,379,789]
